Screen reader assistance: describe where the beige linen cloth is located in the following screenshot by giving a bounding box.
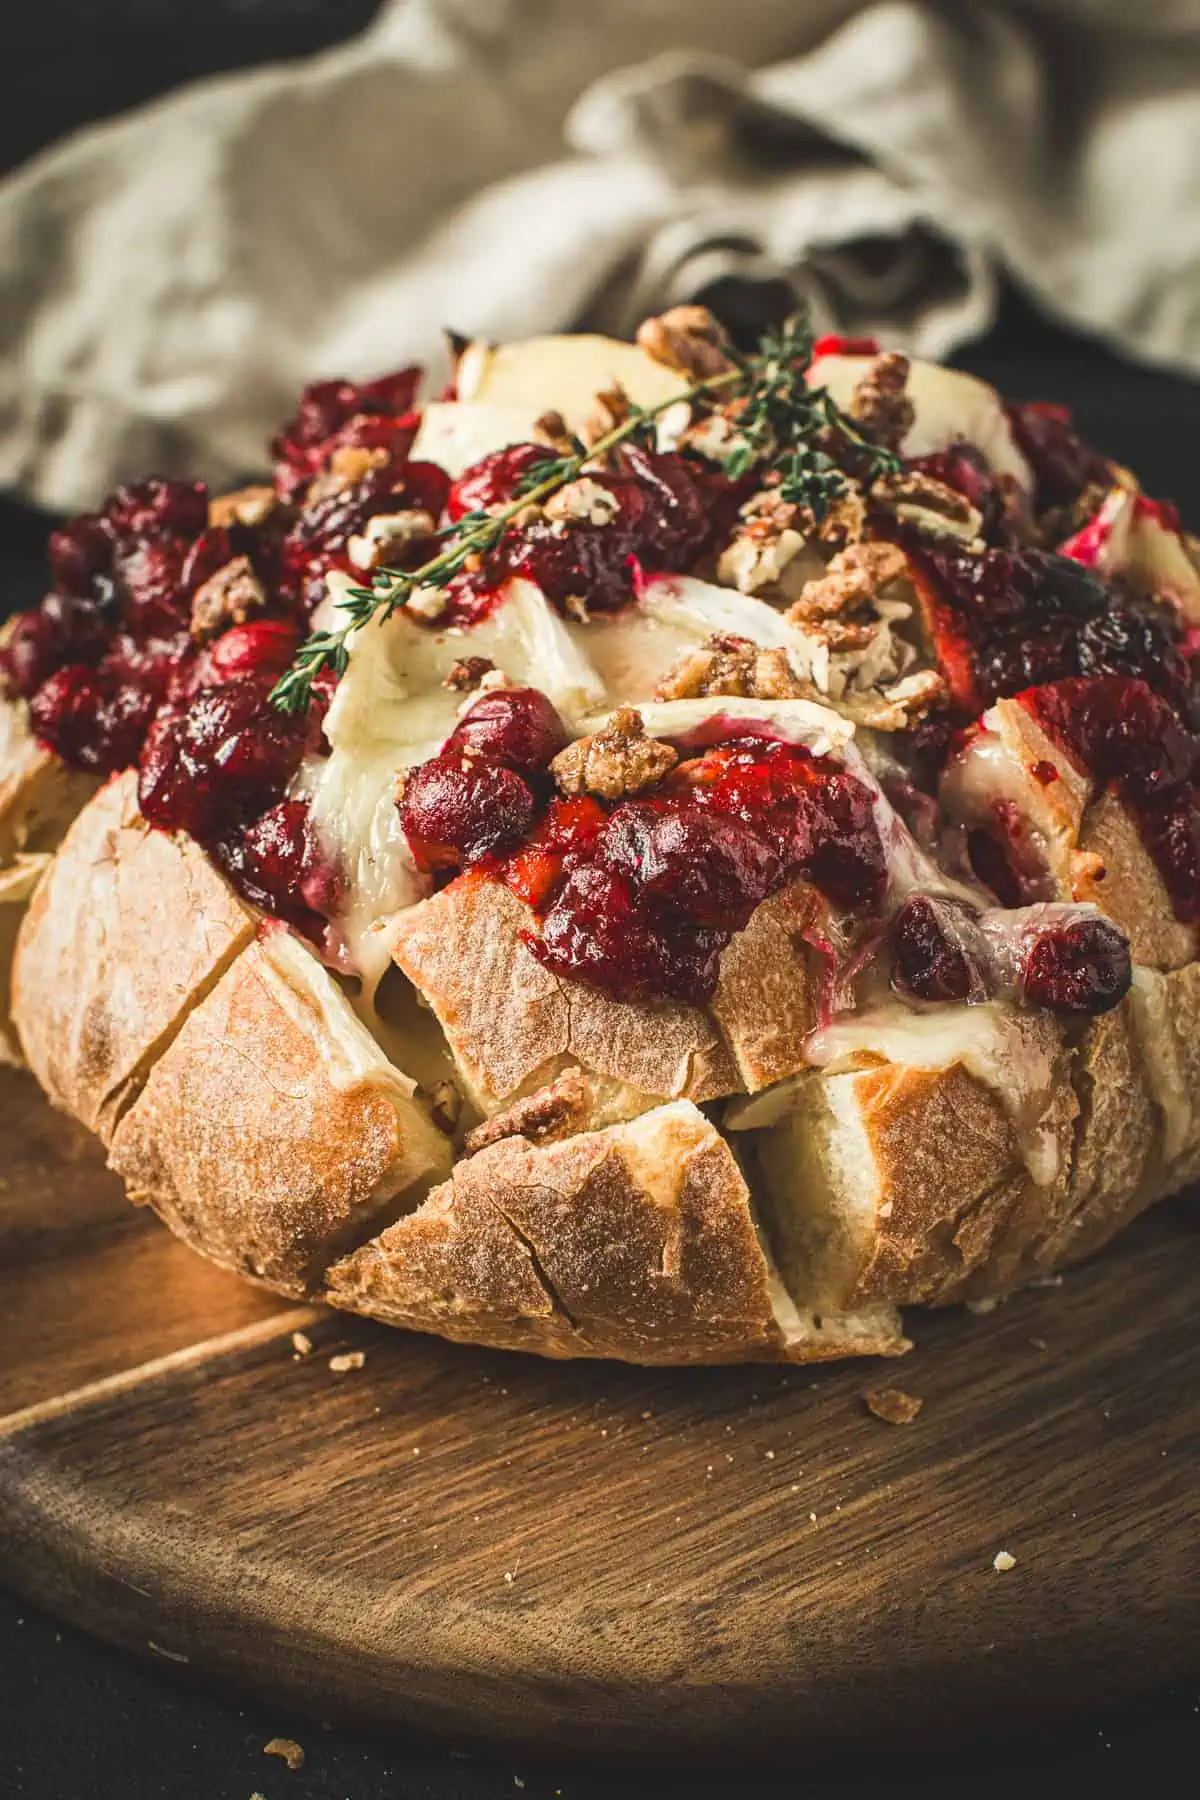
[1,0,1199,510]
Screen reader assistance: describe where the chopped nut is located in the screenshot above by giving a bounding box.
[428,1079,463,1135]
[444,656,497,692]
[787,542,909,626]
[865,1386,923,1425]
[543,477,620,527]
[993,1550,1017,1573]
[329,1351,366,1373]
[465,1068,594,1155]
[306,440,389,500]
[848,351,914,452]
[581,381,633,451]
[533,408,575,452]
[653,635,810,703]
[290,1331,313,1357]
[208,484,285,531]
[873,469,982,542]
[551,707,678,800]
[636,305,734,380]
[347,509,436,571]
[717,489,810,595]
[263,1738,306,1771]
[840,668,947,731]
[189,555,267,644]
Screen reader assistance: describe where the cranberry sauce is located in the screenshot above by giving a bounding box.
[887,894,1130,1016]
[1004,401,1110,516]
[435,444,746,626]
[907,542,1191,717]
[0,367,437,940]
[399,694,888,1005]
[1024,675,1200,923]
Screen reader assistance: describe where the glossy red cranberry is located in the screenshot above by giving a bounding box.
[1022,917,1131,1014]
[812,334,880,358]
[103,478,208,543]
[400,753,535,871]
[889,896,982,1003]
[447,688,567,772]
[271,369,420,460]
[113,538,193,637]
[1005,401,1109,510]
[1,611,64,698]
[47,514,113,596]
[138,675,314,838]
[447,444,552,521]
[204,620,302,684]
[29,663,163,775]
[598,802,780,926]
[531,863,725,1006]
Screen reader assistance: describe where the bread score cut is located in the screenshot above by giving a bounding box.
[730,965,1200,1314]
[108,930,453,1296]
[0,692,99,1061]
[325,1099,906,1364]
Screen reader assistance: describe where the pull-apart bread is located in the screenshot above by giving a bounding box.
[5,313,1199,1362]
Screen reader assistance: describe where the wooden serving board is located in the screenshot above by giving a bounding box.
[0,1063,1196,1752]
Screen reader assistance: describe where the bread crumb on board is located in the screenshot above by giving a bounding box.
[864,1386,923,1425]
[263,1737,306,1770]
[291,1331,313,1357]
[993,1550,1017,1572]
[329,1350,366,1373]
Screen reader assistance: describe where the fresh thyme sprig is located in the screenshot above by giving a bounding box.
[270,309,902,715]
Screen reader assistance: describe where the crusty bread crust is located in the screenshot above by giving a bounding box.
[388,874,739,1113]
[108,934,452,1296]
[12,772,255,1138]
[326,1101,906,1364]
[0,697,98,866]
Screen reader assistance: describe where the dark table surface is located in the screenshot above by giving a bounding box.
[1,6,1198,1796]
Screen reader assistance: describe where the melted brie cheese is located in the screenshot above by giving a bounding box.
[809,354,1033,491]
[803,1000,1063,1187]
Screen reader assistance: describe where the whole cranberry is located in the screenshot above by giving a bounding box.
[239,799,313,897]
[42,589,112,664]
[1021,916,1131,1014]
[1,610,63,698]
[47,514,113,596]
[29,664,159,775]
[889,896,983,1003]
[447,445,554,522]
[138,675,313,837]
[598,802,779,926]
[103,477,208,543]
[113,539,192,636]
[532,862,724,1004]
[1005,401,1109,510]
[399,752,534,870]
[206,620,302,684]
[447,688,567,772]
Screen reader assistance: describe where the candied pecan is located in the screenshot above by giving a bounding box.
[815,483,867,548]
[636,305,734,380]
[717,489,809,595]
[787,542,910,625]
[208,484,286,532]
[550,707,678,800]
[543,477,621,526]
[872,469,981,542]
[534,408,575,453]
[847,351,914,452]
[465,1067,594,1155]
[839,668,947,731]
[653,634,810,703]
[444,656,497,692]
[189,555,268,643]
[347,508,438,570]
[581,381,633,451]
[306,441,390,501]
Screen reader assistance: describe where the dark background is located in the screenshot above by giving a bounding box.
[1,4,1198,1796]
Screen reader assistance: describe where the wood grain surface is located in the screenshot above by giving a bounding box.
[0,1062,1196,1751]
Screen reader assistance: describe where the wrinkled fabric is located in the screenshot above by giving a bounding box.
[1,0,1198,509]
